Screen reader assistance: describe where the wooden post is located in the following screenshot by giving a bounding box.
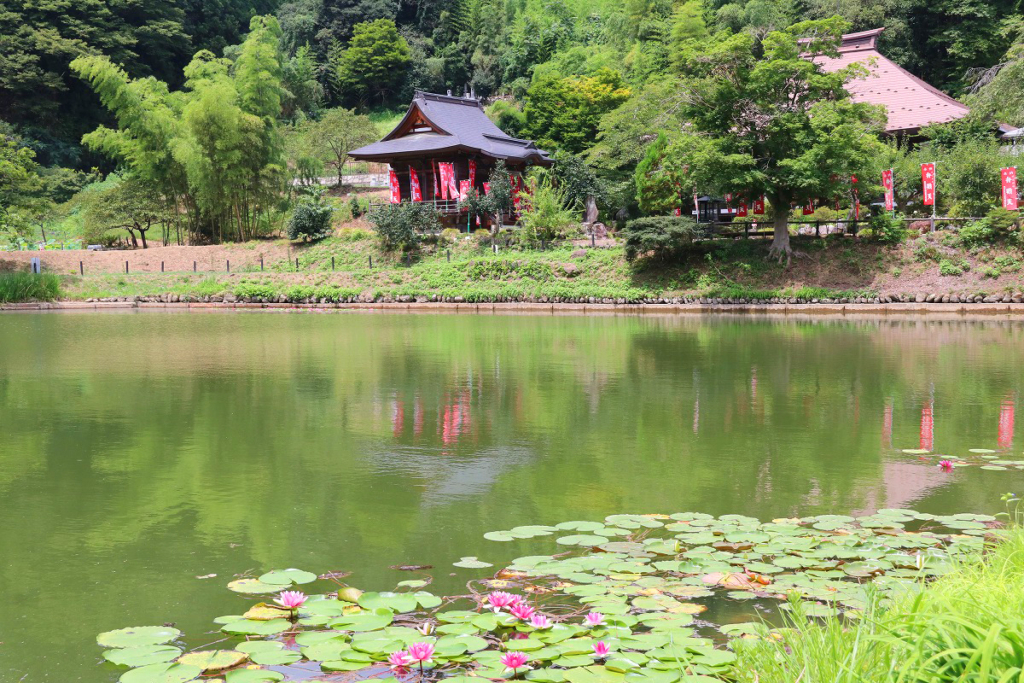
[369,256,373,269]
[161,261,164,272]
[79,261,83,276]
[260,256,264,271]
[295,257,299,271]
[447,250,451,263]
[227,260,230,273]
[125,261,129,274]
[193,261,196,272]
[331,256,335,271]
[815,221,820,238]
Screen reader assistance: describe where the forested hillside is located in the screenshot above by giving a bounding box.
[3,0,1024,249]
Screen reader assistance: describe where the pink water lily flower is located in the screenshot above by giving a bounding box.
[388,651,413,669]
[274,590,307,610]
[487,591,521,612]
[938,459,954,472]
[501,651,530,672]
[592,642,611,658]
[407,642,435,663]
[584,611,605,627]
[529,614,552,629]
[510,603,535,620]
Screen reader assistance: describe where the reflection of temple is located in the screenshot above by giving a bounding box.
[389,390,475,450]
[882,397,1015,452]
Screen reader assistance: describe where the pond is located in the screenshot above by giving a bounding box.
[1,310,1022,681]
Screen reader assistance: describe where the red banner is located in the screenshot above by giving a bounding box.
[1001,167,1018,211]
[737,202,748,218]
[459,180,471,201]
[882,169,894,211]
[409,166,422,202]
[753,196,765,215]
[388,167,401,204]
[674,208,682,216]
[482,182,491,195]
[432,161,440,198]
[468,159,476,187]
[921,163,935,206]
[445,163,459,200]
[803,201,814,216]
[437,163,449,200]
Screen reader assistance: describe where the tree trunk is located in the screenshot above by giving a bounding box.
[127,228,138,248]
[768,205,791,263]
[140,229,148,249]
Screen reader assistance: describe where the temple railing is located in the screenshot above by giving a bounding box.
[368,198,464,215]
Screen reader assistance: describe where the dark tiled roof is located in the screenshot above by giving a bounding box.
[813,28,970,134]
[350,91,552,164]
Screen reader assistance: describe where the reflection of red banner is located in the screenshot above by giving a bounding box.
[1001,167,1018,211]
[392,398,404,437]
[469,159,476,187]
[999,399,1015,450]
[920,403,934,451]
[753,196,765,214]
[409,166,422,202]
[413,396,423,437]
[921,163,936,206]
[882,401,893,445]
[388,167,401,204]
[882,169,894,211]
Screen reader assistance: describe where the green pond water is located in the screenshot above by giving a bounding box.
[2,310,1023,681]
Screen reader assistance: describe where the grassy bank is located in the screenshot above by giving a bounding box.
[733,525,1024,682]
[0,272,62,303]
[7,229,1024,304]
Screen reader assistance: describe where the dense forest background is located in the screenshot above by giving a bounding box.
[4,0,1024,246]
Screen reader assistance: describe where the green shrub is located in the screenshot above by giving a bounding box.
[440,228,462,244]
[912,238,940,262]
[622,216,700,262]
[0,272,61,302]
[870,213,908,244]
[519,176,577,243]
[349,195,364,219]
[287,189,333,242]
[337,227,372,242]
[369,202,440,252]
[939,257,968,276]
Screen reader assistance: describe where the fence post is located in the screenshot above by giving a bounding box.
[79,261,83,276]
[815,221,820,238]
[227,260,230,273]
[591,233,596,247]
[332,256,335,271]
[369,256,373,269]
[295,257,299,271]
[161,261,164,273]
[125,261,129,274]
[447,250,451,263]
[260,256,264,271]
[193,261,196,272]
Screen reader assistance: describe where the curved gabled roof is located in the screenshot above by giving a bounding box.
[350,91,552,165]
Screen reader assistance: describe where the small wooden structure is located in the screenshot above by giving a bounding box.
[350,91,552,226]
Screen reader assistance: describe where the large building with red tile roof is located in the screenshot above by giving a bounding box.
[814,28,971,136]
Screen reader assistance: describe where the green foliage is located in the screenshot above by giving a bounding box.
[939,257,969,276]
[654,19,886,255]
[621,215,700,262]
[524,68,631,154]
[954,206,1018,248]
[370,202,439,251]
[870,213,908,245]
[330,19,411,106]
[0,272,61,302]
[297,108,378,184]
[518,176,577,242]
[82,177,170,248]
[349,195,365,219]
[288,188,334,241]
[551,151,603,211]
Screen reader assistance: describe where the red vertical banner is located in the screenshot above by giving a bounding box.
[753,196,765,214]
[674,208,682,216]
[432,161,440,198]
[737,202,748,218]
[803,201,814,216]
[437,163,449,200]
[446,163,459,200]
[920,402,934,452]
[921,163,936,206]
[408,166,422,202]
[388,167,401,204]
[1001,167,1018,210]
[482,182,491,195]
[999,398,1015,450]
[459,180,471,201]
[882,169,894,211]
[468,159,477,187]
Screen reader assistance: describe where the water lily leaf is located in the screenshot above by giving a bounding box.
[902,449,930,454]
[527,669,567,683]
[969,448,996,454]
[220,619,291,636]
[397,579,429,588]
[259,568,317,585]
[563,665,627,683]
[234,642,283,655]
[321,659,372,671]
[557,521,607,532]
[510,525,557,538]
[249,649,301,666]
[99,627,182,649]
[980,465,1008,471]
[301,638,351,661]
[242,603,291,621]
[103,646,182,668]
[119,663,201,683]
[227,579,283,595]
[485,531,517,542]
[223,669,285,683]
[558,535,608,547]
[414,591,443,609]
[330,609,394,631]
[177,651,247,673]
[454,557,493,569]
[505,638,545,651]
[358,591,418,613]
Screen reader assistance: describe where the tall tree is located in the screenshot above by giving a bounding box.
[639,18,885,261]
[300,108,378,185]
[524,68,631,154]
[329,19,411,106]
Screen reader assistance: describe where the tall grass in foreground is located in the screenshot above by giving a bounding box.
[0,272,62,302]
[733,528,1024,682]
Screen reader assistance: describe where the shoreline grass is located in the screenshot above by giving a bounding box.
[0,272,62,302]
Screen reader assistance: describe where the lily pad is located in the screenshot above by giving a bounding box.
[220,619,291,636]
[119,663,201,683]
[99,627,182,649]
[258,568,317,585]
[223,669,285,683]
[454,557,493,569]
[177,651,247,673]
[103,646,182,668]
[227,579,285,595]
